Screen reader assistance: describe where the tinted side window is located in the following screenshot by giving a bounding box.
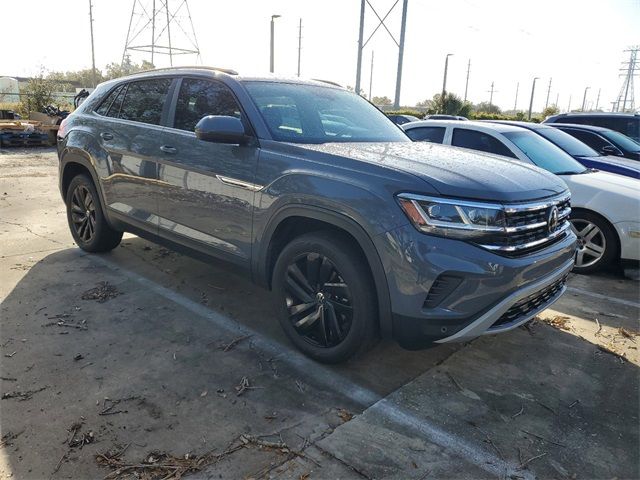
[95,85,123,116]
[451,129,516,158]
[174,78,241,132]
[118,79,171,125]
[406,127,446,143]
[563,129,611,151]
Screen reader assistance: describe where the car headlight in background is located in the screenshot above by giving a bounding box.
[397,193,506,240]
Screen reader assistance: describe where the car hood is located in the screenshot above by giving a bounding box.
[297,142,567,203]
[577,155,640,172]
[561,169,640,199]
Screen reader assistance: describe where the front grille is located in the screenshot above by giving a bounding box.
[490,274,568,328]
[478,194,571,257]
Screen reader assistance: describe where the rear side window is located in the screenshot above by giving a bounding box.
[95,85,124,116]
[173,78,241,132]
[118,79,171,126]
[451,128,516,158]
[406,126,446,143]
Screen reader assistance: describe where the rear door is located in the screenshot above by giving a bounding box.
[155,76,260,266]
[95,77,174,232]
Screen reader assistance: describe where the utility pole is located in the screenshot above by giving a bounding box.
[527,77,539,120]
[165,0,173,66]
[368,51,374,101]
[488,81,496,106]
[151,0,156,65]
[393,0,408,109]
[545,77,552,109]
[555,92,559,108]
[567,95,572,112]
[270,14,281,73]
[581,86,590,111]
[616,46,639,112]
[513,82,519,111]
[88,0,97,88]
[464,59,470,102]
[355,0,366,95]
[595,88,601,110]
[297,18,302,77]
[441,53,453,100]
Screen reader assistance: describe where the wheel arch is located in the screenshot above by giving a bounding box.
[255,205,393,338]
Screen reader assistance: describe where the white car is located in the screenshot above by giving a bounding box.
[402,120,640,273]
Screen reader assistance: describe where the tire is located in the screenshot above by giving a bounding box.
[570,210,618,274]
[272,231,378,363]
[65,174,122,253]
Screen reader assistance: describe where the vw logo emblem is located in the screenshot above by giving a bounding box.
[548,206,559,232]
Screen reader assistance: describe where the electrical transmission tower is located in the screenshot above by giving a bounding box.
[122,0,201,67]
[614,46,638,112]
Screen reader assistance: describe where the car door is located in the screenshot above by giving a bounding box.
[95,77,174,232]
[449,128,519,158]
[155,76,259,265]
[560,128,620,156]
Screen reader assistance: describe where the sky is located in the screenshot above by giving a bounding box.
[1,0,639,112]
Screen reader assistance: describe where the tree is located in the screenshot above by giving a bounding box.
[474,101,501,114]
[19,71,56,114]
[422,93,472,117]
[346,85,366,97]
[371,95,393,106]
[541,105,559,118]
[105,56,154,80]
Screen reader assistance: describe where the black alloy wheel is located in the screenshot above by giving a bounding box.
[272,231,378,363]
[70,184,97,243]
[65,174,122,252]
[285,253,353,348]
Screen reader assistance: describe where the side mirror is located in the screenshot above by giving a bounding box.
[195,115,246,144]
[601,145,622,156]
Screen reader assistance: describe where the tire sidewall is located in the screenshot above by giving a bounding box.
[272,233,376,363]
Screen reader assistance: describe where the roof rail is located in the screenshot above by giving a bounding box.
[138,66,239,76]
[311,78,343,88]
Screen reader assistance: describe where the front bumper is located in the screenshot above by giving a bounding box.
[376,223,577,349]
[436,257,573,343]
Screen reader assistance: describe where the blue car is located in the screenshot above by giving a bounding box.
[487,121,640,179]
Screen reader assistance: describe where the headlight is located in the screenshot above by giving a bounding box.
[397,193,506,240]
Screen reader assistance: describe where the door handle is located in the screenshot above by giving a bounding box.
[160,145,177,154]
[100,132,113,141]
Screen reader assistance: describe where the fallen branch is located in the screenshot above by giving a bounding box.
[520,452,548,469]
[220,334,251,352]
[521,429,566,448]
[1,386,47,401]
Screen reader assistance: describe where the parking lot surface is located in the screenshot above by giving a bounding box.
[1,148,638,479]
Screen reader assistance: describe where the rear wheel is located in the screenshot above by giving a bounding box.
[272,231,378,363]
[570,211,618,274]
[66,174,122,252]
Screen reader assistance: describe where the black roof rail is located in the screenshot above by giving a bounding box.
[138,66,239,76]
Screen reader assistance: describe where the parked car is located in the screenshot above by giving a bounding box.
[57,67,576,363]
[543,112,639,142]
[487,120,640,179]
[386,113,420,125]
[403,120,640,273]
[544,123,640,161]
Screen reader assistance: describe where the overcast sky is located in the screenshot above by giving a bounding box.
[2,0,638,112]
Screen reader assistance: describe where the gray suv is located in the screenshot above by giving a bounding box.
[57,67,577,363]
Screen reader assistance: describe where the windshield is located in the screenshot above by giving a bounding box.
[537,127,599,157]
[243,81,409,144]
[503,131,587,175]
[602,130,640,152]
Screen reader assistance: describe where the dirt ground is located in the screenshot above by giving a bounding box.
[1,148,638,480]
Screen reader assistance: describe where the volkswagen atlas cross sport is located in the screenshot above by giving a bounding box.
[57,67,577,363]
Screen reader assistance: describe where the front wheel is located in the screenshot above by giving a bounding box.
[65,174,122,252]
[570,211,618,274]
[272,231,378,363]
